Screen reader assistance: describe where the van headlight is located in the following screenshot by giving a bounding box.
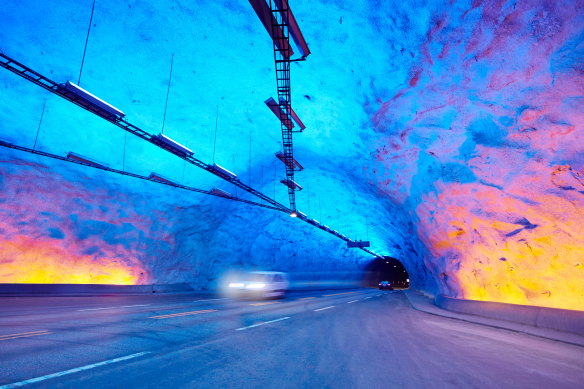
[246,283,266,289]
[228,282,244,288]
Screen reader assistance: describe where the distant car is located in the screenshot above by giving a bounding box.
[378,281,393,290]
[226,271,290,299]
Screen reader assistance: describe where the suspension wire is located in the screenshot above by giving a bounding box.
[366,216,369,240]
[0,140,283,211]
[249,129,252,185]
[161,53,174,134]
[212,104,218,163]
[233,153,238,198]
[182,160,186,184]
[261,165,264,205]
[122,131,127,171]
[307,180,310,217]
[32,100,46,151]
[273,163,277,200]
[346,215,349,236]
[78,0,96,85]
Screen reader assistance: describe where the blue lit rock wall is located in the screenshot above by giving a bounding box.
[1,0,582,308]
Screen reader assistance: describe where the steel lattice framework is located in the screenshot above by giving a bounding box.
[269,0,297,211]
[0,51,381,258]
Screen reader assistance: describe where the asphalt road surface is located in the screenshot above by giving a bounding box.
[0,289,583,388]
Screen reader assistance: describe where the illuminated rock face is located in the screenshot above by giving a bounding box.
[368,0,584,310]
[0,0,582,308]
[0,154,394,288]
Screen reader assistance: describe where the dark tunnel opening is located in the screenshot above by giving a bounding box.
[363,256,410,289]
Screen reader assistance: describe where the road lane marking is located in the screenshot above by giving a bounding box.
[77,304,150,312]
[250,301,280,306]
[0,330,50,341]
[299,297,315,300]
[346,300,359,304]
[322,292,356,297]
[0,352,150,388]
[235,317,290,331]
[192,298,226,303]
[149,309,217,319]
[314,306,335,312]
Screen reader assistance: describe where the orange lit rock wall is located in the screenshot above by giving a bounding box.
[0,158,155,285]
[0,151,378,289]
[370,0,584,310]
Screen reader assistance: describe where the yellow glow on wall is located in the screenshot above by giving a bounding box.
[0,236,146,285]
[417,175,584,311]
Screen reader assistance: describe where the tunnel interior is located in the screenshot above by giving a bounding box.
[0,0,582,311]
[363,257,410,289]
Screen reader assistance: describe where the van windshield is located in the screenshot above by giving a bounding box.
[245,273,270,282]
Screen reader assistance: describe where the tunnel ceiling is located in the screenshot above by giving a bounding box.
[0,0,582,310]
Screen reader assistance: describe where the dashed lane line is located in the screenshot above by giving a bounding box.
[249,301,280,306]
[298,297,315,300]
[149,309,217,319]
[77,304,150,312]
[0,330,51,341]
[191,298,226,303]
[346,300,359,304]
[322,292,357,297]
[0,352,150,388]
[314,306,335,312]
[235,317,290,331]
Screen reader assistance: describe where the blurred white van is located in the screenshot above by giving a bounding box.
[226,271,290,299]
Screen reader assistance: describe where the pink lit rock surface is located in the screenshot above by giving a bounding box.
[0,0,582,309]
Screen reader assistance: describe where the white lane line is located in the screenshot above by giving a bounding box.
[346,300,359,304]
[77,304,150,312]
[235,317,290,331]
[0,331,51,342]
[0,352,150,388]
[192,298,226,303]
[149,309,217,319]
[314,305,335,312]
[322,292,356,297]
[363,297,372,300]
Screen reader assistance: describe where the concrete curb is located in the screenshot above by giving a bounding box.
[404,290,584,347]
[435,295,584,336]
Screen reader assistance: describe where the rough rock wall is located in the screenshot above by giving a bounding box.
[367,0,584,310]
[0,150,420,289]
[0,0,582,309]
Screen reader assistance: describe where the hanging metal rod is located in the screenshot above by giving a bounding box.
[0,52,289,212]
[0,139,282,211]
[0,52,381,258]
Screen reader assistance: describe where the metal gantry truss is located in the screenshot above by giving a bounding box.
[269,0,299,211]
[0,52,289,213]
[0,51,382,258]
